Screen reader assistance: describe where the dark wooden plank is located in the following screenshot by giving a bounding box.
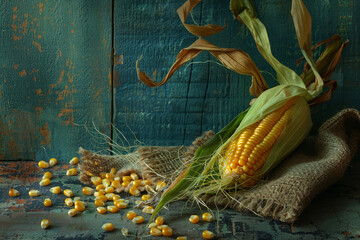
[113,0,359,147]
[0,0,112,161]
[0,159,359,239]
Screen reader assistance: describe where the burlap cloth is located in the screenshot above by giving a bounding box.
[78,108,359,223]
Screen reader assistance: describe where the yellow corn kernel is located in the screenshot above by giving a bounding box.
[121,181,130,187]
[177,237,188,240]
[202,212,214,222]
[8,188,20,197]
[96,184,105,191]
[122,176,131,182]
[43,172,52,179]
[189,215,199,224]
[73,197,81,202]
[126,211,137,220]
[130,173,139,181]
[150,227,162,236]
[129,186,140,196]
[65,198,73,207]
[68,208,78,217]
[105,186,114,193]
[148,223,158,229]
[69,157,79,165]
[91,176,102,186]
[142,206,154,214]
[135,200,142,205]
[142,179,152,186]
[107,205,118,213]
[121,228,129,237]
[96,206,106,214]
[99,172,106,179]
[96,195,108,203]
[66,168,78,176]
[28,189,41,197]
[112,194,120,201]
[49,158,57,166]
[156,181,166,191]
[49,186,61,194]
[94,199,104,207]
[44,198,52,207]
[74,201,85,212]
[94,191,104,198]
[39,178,51,186]
[102,179,111,188]
[111,180,121,189]
[202,230,216,239]
[63,189,73,197]
[105,193,115,201]
[155,216,164,226]
[132,216,144,224]
[110,168,117,175]
[105,172,115,179]
[114,176,121,182]
[82,187,94,196]
[157,224,168,230]
[162,226,173,237]
[141,194,151,201]
[132,179,142,187]
[38,161,49,169]
[102,223,114,232]
[115,201,128,209]
[41,219,50,229]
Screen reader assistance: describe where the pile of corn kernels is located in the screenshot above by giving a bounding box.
[8,157,216,239]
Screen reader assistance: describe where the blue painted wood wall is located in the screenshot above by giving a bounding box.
[1,0,359,160]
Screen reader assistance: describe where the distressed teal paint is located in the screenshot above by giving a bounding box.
[114,0,359,147]
[0,0,112,161]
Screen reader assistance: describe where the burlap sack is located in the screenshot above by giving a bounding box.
[78,108,359,223]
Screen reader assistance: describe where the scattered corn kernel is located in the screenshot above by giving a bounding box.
[141,194,151,201]
[82,187,94,196]
[202,230,216,239]
[110,168,117,175]
[132,216,144,224]
[8,189,20,197]
[121,228,129,237]
[49,158,57,166]
[102,179,111,188]
[94,190,105,197]
[74,201,85,212]
[105,173,115,179]
[156,181,166,191]
[162,226,173,237]
[29,189,41,197]
[112,194,120,201]
[96,195,108,203]
[97,206,107,214]
[50,186,61,194]
[66,168,78,176]
[96,184,105,191]
[99,172,106,178]
[43,172,52,179]
[150,227,162,236]
[105,193,115,201]
[107,205,118,213]
[38,161,49,169]
[126,211,137,220]
[91,176,102,186]
[130,173,139,181]
[135,200,142,205]
[105,186,114,193]
[44,198,52,207]
[189,215,200,224]
[65,198,73,207]
[132,179,142,187]
[41,219,50,229]
[148,222,158,228]
[202,212,214,222]
[69,157,79,165]
[122,176,131,182]
[155,216,164,226]
[129,186,140,196]
[142,179,152,186]
[39,178,51,186]
[114,176,121,182]
[115,201,128,209]
[68,208,78,217]
[157,225,168,230]
[177,237,187,240]
[94,199,105,207]
[73,197,81,202]
[63,189,73,197]
[121,181,130,187]
[142,206,154,214]
[111,180,121,189]
[102,223,114,232]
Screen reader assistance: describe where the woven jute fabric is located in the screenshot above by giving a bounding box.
[78,108,359,223]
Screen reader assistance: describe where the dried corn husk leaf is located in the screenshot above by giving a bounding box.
[177,0,226,37]
[137,38,268,97]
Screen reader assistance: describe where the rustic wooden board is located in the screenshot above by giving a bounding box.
[0,159,359,239]
[0,0,112,161]
[113,0,359,147]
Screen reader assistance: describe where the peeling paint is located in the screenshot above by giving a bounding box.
[18,69,27,77]
[58,69,65,84]
[32,40,43,52]
[39,123,50,146]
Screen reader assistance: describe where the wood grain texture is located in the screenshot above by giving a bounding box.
[113,0,359,147]
[0,0,112,161]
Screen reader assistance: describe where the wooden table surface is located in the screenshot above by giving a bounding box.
[1,159,359,240]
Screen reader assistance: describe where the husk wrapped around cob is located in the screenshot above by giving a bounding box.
[136,0,348,221]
